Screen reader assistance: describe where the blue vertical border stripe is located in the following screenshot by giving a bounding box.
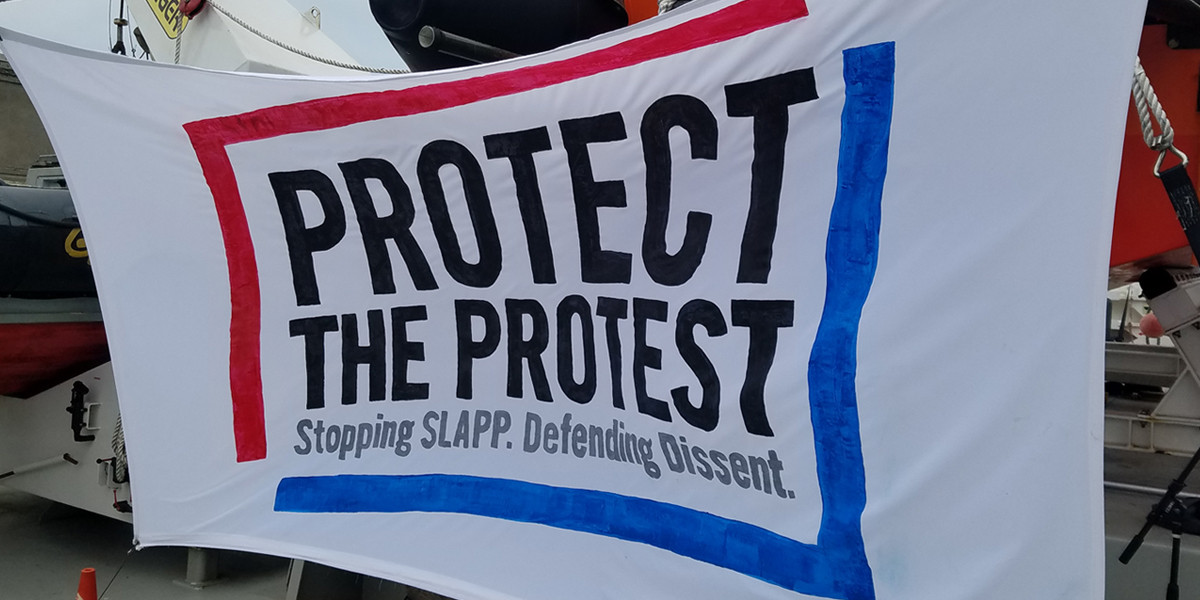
[274,42,894,600]
[807,40,895,600]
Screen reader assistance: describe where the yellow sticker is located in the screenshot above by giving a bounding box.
[65,228,88,259]
[148,0,189,40]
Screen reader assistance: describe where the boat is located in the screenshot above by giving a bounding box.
[0,165,106,399]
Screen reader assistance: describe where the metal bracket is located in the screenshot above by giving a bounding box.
[66,381,94,442]
[302,6,321,29]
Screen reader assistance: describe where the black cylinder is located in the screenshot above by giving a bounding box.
[370,0,628,71]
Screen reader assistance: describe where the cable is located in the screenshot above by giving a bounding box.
[203,0,409,74]
[97,546,136,600]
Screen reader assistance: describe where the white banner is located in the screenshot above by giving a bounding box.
[1,0,1144,597]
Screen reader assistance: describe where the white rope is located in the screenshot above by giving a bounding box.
[1132,57,1174,153]
[112,413,128,483]
[658,0,688,13]
[203,0,409,74]
[1132,56,1188,175]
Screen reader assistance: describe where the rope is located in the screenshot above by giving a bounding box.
[111,413,129,484]
[658,0,692,13]
[97,545,136,599]
[1133,56,1188,174]
[1130,56,1200,266]
[1133,57,1174,152]
[203,0,409,74]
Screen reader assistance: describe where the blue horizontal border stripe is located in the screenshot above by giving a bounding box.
[276,473,835,595]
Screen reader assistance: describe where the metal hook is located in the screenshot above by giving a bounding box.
[1156,145,1190,178]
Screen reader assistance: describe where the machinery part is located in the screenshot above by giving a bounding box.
[112,0,129,56]
[417,26,519,63]
[371,0,627,71]
[133,27,154,59]
[0,453,77,480]
[1120,275,1200,565]
[67,381,95,442]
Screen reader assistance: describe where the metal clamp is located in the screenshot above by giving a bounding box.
[66,381,95,442]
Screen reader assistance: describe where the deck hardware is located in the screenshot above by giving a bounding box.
[66,381,95,442]
[303,6,321,29]
[0,453,77,480]
[418,26,520,64]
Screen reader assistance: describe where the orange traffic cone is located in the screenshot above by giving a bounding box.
[75,567,97,600]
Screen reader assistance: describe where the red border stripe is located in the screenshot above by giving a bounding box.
[187,135,268,462]
[183,0,808,463]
